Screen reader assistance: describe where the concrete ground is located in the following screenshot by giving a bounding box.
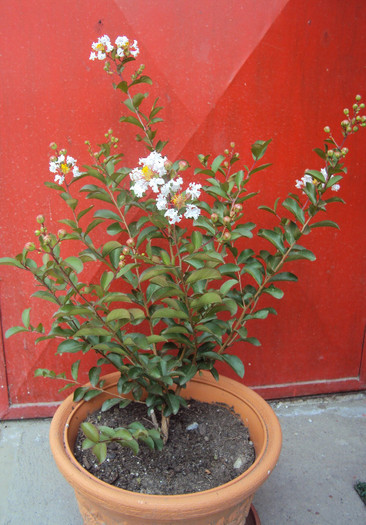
[0,392,365,525]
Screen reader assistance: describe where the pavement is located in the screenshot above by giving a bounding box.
[0,391,365,525]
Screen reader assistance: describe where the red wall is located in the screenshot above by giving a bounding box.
[1,0,365,418]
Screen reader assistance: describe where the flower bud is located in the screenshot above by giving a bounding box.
[24,242,35,252]
[49,142,57,150]
[211,213,218,223]
[122,246,130,255]
[164,159,173,171]
[353,125,359,132]
[223,216,231,225]
[223,231,231,241]
[323,126,331,133]
[341,120,349,128]
[327,150,334,157]
[355,94,362,101]
[36,215,45,224]
[224,149,229,155]
[230,142,235,149]
[178,160,189,171]
[126,238,135,247]
[35,230,41,236]
[234,203,242,212]
[57,229,67,239]
[343,108,349,115]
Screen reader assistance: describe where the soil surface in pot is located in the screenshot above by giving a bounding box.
[74,399,255,495]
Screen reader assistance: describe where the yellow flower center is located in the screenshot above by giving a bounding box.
[96,43,105,52]
[60,163,70,174]
[172,193,186,209]
[142,166,155,181]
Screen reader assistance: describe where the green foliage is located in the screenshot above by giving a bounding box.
[2,35,365,462]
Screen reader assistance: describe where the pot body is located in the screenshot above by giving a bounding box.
[50,372,281,524]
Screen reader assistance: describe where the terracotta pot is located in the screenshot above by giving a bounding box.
[50,371,281,524]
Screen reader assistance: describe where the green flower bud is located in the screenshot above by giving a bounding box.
[224,149,229,155]
[36,215,45,224]
[323,126,331,133]
[343,109,349,115]
[178,160,189,171]
[353,125,359,132]
[57,229,67,239]
[49,142,57,150]
[230,142,235,149]
[223,216,231,225]
[126,238,135,247]
[355,94,362,101]
[211,213,219,223]
[24,242,36,252]
[223,231,231,241]
[122,246,130,255]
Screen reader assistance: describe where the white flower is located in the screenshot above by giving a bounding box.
[49,152,80,185]
[165,208,182,225]
[54,174,65,185]
[156,194,168,210]
[67,156,77,166]
[149,177,165,193]
[186,182,202,200]
[115,36,139,58]
[295,174,313,189]
[90,35,113,61]
[321,167,328,181]
[130,152,167,197]
[131,179,149,198]
[49,161,58,174]
[331,183,340,192]
[184,204,201,220]
[140,151,167,176]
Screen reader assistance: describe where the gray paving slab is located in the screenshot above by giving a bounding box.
[0,392,365,524]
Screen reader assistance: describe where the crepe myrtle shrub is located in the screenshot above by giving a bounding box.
[2,35,365,464]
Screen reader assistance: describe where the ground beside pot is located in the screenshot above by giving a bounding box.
[50,371,282,524]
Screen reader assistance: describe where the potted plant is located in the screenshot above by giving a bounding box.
[1,34,365,524]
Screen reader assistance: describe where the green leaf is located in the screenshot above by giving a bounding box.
[106,308,131,322]
[31,290,59,304]
[21,308,31,329]
[81,422,99,442]
[263,285,284,299]
[94,209,122,222]
[75,327,110,337]
[92,442,107,464]
[269,272,298,282]
[219,279,238,295]
[102,241,122,257]
[151,308,189,320]
[0,257,23,268]
[89,367,101,387]
[310,220,340,229]
[56,339,86,354]
[222,354,245,378]
[191,292,222,309]
[64,257,84,274]
[258,229,286,254]
[251,139,271,161]
[186,268,221,284]
[211,155,226,173]
[282,197,305,225]
[71,360,80,381]
[5,326,28,338]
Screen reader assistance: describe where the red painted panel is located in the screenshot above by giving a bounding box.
[0,0,365,417]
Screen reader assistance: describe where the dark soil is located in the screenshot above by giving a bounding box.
[74,399,256,495]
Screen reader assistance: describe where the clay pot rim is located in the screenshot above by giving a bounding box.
[50,372,281,513]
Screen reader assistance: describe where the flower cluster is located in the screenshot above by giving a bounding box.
[295,167,340,192]
[90,35,139,61]
[49,154,80,185]
[130,151,201,225]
